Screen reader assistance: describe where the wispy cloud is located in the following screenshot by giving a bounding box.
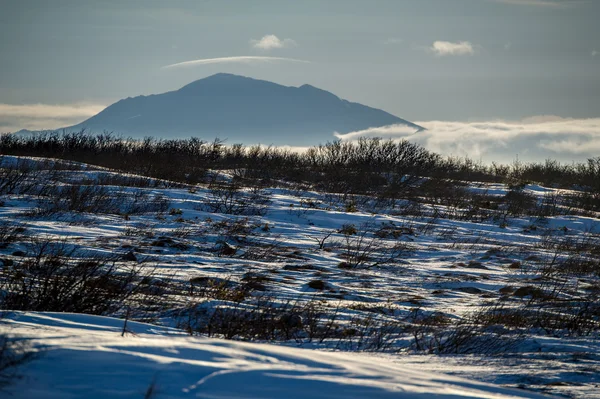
[250,34,296,51]
[162,56,309,69]
[592,50,598,57]
[430,41,475,56]
[0,103,106,132]
[491,0,582,7]
[335,117,600,164]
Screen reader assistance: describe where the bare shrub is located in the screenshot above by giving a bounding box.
[205,177,271,216]
[337,223,410,269]
[31,184,169,216]
[338,314,404,352]
[180,296,304,341]
[177,296,404,351]
[0,222,27,248]
[188,276,249,303]
[502,188,537,216]
[305,230,334,250]
[0,157,44,195]
[0,239,149,315]
[409,307,523,355]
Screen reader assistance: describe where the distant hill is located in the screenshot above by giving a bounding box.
[63,73,422,145]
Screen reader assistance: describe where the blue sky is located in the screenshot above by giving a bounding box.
[0,0,598,136]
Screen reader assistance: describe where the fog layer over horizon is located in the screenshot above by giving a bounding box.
[336,117,600,164]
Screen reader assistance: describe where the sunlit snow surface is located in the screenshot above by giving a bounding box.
[1,156,600,398]
[3,312,550,399]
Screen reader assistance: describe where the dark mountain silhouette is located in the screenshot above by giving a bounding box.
[65,73,423,145]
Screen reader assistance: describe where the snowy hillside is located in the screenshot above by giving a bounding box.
[2,312,549,399]
[0,152,599,397]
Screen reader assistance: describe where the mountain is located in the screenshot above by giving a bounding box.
[65,73,423,145]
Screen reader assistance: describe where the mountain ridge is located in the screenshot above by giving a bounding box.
[61,74,423,145]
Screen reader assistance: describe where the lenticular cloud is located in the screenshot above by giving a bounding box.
[335,117,600,164]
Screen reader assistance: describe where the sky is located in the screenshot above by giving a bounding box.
[0,0,599,162]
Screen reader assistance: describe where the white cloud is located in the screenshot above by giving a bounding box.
[250,35,296,51]
[491,0,580,7]
[539,139,600,154]
[592,50,598,57]
[335,117,600,164]
[430,41,475,56]
[0,103,106,132]
[162,56,309,69]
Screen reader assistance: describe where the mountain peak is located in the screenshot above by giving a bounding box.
[177,73,279,94]
[200,72,249,81]
[298,84,340,100]
[67,74,423,145]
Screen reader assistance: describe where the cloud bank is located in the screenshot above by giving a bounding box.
[162,56,309,69]
[0,103,106,133]
[430,41,475,56]
[335,117,600,164]
[250,35,296,51]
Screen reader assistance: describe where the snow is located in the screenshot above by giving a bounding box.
[1,155,599,397]
[2,312,549,399]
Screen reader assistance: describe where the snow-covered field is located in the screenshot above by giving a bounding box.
[2,311,550,399]
[1,155,599,398]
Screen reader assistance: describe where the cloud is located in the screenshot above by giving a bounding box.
[162,56,309,69]
[539,139,600,155]
[334,117,600,164]
[491,0,581,7]
[430,41,475,56]
[0,103,106,133]
[592,50,598,57]
[250,35,296,51]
